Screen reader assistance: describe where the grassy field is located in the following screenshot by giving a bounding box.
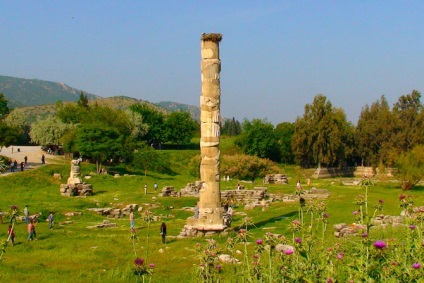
[0,151,423,282]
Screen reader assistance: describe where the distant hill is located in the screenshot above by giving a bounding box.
[1,75,201,123]
[156,101,201,121]
[0,75,100,108]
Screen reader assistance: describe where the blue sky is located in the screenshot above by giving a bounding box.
[2,1,423,124]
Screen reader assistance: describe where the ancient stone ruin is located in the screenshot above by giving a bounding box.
[186,33,225,233]
[263,174,288,184]
[60,160,93,196]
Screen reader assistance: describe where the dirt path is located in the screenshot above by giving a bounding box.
[0,146,62,177]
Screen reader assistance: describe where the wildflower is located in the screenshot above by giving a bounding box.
[353,211,359,215]
[378,199,384,204]
[409,225,416,230]
[11,205,18,210]
[337,253,343,260]
[373,240,386,249]
[294,237,302,244]
[323,213,329,218]
[253,254,259,259]
[327,278,334,283]
[134,258,144,266]
[391,261,398,266]
[284,249,294,255]
[149,263,155,268]
[256,239,263,245]
[399,194,406,200]
[215,265,222,269]
[361,233,368,238]
[412,263,421,269]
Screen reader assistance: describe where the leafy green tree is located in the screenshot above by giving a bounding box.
[292,94,352,168]
[392,90,424,153]
[0,123,19,152]
[77,92,89,109]
[0,93,9,120]
[274,122,294,164]
[130,103,165,145]
[355,96,395,168]
[236,118,280,161]
[74,124,124,173]
[125,109,149,140]
[131,144,172,175]
[220,154,282,182]
[29,116,73,146]
[395,145,424,190]
[221,117,242,136]
[4,109,30,144]
[163,111,198,145]
[56,101,88,124]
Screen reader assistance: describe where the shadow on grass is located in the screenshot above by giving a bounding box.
[235,211,298,231]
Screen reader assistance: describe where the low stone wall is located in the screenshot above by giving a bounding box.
[60,183,93,196]
[282,187,330,202]
[263,174,288,184]
[221,187,267,204]
[334,214,405,237]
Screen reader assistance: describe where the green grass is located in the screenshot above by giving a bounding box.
[0,154,423,282]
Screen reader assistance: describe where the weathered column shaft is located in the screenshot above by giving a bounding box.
[196,33,224,229]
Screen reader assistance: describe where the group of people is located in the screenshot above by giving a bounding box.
[5,205,54,247]
[9,159,26,172]
[129,206,167,244]
[143,182,159,195]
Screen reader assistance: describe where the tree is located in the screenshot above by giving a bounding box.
[0,93,9,120]
[355,96,395,168]
[131,145,172,175]
[392,90,424,153]
[220,154,282,182]
[74,124,124,173]
[29,116,73,146]
[130,104,165,145]
[56,101,88,124]
[0,123,19,152]
[4,109,30,144]
[395,145,424,190]
[163,111,198,145]
[221,117,242,136]
[77,92,89,109]
[274,122,295,164]
[292,94,352,168]
[236,118,280,161]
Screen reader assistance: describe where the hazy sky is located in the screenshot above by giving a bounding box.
[2,1,424,124]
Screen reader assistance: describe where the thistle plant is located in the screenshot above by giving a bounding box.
[0,205,19,262]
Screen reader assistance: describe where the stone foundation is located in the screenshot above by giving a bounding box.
[60,183,93,196]
[263,174,288,184]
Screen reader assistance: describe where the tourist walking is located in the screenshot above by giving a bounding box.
[7,225,15,246]
[27,219,36,241]
[48,212,54,230]
[24,156,28,165]
[41,155,45,164]
[227,206,233,222]
[160,222,167,244]
[129,208,135,230]
[20,162,25,171]
[144,183,147,195]
[154,182,158,192]
[13,160,18,171]
[23,205,29,224]
[10,161,14,172]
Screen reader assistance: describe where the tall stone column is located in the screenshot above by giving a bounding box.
[188,33,224,231]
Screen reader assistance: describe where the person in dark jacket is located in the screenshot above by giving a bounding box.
[160,222,167,244]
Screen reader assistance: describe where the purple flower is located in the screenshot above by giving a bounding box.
[253,254,259,259]
[149,263,155,268]
[378,199,384,204]
[215,265,222,269]
[323,213,329,218]
[373,240,386,249]
[353,210,359,215]
[284,249,294,255]
[11,205,18,210]
[256,239,263,245]
[361,233,368,238]
[295,237,302,243]
[337,253,343,260]
[327,278,334,283]
[399,194,406,200]
[409,225,416,230]
[412,263,421,269]
[134,258,144,266]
